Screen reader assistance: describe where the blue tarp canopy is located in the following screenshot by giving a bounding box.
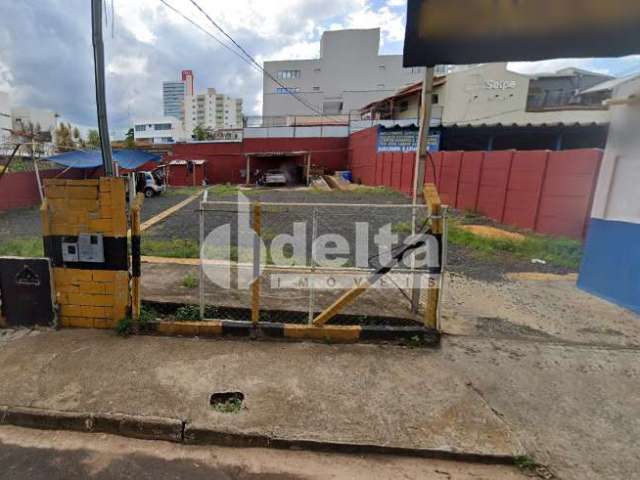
[46,149,161,170]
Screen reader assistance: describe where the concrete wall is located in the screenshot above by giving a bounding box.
[348,127,603,239]
[263,29,424,117]
[578,77,640,313]
[134,116,184,144]
[172,137,349,185]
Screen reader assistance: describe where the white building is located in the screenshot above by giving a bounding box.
[163,70,195,122]
[183,88,243,137]
[262,28,426,120]
[11,106,57,133]
[133,116,184,144]
[578,75,640,314]
[0,91,11,144]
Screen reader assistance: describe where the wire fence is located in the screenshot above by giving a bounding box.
[197,198,444,326]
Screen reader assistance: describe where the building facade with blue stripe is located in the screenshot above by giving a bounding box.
[578,77,640,314]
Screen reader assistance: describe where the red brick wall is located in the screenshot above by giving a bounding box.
[172,137,349,185]
[349,127,602,239]
[0,169,84,212]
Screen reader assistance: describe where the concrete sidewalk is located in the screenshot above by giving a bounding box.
[0,329,521,461]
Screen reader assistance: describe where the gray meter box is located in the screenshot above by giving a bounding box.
[61,234,105,263]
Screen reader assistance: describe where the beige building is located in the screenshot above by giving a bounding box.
[184,88,243,137]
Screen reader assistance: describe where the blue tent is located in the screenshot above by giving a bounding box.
[46,149,161,170]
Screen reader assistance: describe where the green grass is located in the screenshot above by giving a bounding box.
[448,221,583,269]
[207,184,241,196]
[164,186,205,196]
[212,397,243,414]
[0,236,44,257]
[182,272,199,289]
[141,238,200,258]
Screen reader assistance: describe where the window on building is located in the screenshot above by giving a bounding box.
[399,101,409,112]
[312,86,320,91]
[377,84,385,89]
[322,101,343,115]
[313,68,321,73]
[154,123,172,130]
[134,125,145,132]
[277,70,301,80]
[378,65,386,71]
[432,94,439,104]
[275,87,300,94]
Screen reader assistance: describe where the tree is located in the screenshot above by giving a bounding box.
[124,128,135,148]
[193,124,207,141]
[54,123,74,152]
[87,129,101,149]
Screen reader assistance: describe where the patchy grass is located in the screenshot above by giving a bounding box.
[182,272,199,289]
[207,184,241,197]
[165,186,205,196]
[212,397,243,414]
[0,236,44,257]
[141,238,200,258]
[448,220,582,270]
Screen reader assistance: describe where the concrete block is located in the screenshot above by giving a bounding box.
[66,293,114,308]
[0,406,92,432]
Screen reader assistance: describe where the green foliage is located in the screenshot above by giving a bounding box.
[212,398,243,414]
[207,184,240,196]
[514,455,537,470]
[192,124,213,141]
[139,305,157,325]
[176,305,201,321]
[391,221,413,235]
[141,238,200,258]
[447,221,583,270]
[124,128,135,149]
[404,335,425,348]
[182,272,199,289]
[0,237,44,257]
[116,317,133,337]
[164,186,204,196]
[87,129,101,149]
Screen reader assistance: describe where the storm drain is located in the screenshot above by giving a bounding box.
[210,391,244,413]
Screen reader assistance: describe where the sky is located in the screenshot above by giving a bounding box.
[1,0,639,139]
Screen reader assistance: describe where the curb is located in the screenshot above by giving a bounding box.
[144,320,441,346]
[0,405,517,465]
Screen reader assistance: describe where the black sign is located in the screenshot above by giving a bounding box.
[404,0,640,66]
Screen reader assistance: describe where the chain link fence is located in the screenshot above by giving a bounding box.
[198,197,442,326]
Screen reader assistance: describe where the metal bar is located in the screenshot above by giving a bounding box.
[410,67,435,311]
[308,206,318,324]
[251,202,262,324]
[201,201,430,209]
[91,0,114,176]
[199,201,205,320]
[436,207,449,332]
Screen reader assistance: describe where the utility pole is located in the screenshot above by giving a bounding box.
[91,0,114,176]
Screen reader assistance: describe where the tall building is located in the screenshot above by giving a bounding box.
[184,88,243,137]
[163,80,186,121]
[262,28,425,119]
[0,91,11,144]
[182,70,194,96]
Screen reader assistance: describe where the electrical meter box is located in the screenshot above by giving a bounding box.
[60,234,105,263]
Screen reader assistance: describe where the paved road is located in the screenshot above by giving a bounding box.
[0,426,526,480]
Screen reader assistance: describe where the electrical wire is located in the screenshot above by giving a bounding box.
[159,0,340,121]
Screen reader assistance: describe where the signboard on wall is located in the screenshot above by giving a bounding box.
[377,127,440,152]
[193,129,243,143]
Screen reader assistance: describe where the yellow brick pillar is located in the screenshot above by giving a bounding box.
[41,178,130,329]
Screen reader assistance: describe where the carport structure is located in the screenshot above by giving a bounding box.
[244,151,311,186]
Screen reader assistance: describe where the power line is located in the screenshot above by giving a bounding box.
[183,0,335,119]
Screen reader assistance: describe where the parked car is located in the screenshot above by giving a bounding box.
[258,169,287,186]
[131,167,167,198]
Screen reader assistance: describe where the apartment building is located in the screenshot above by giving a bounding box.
[0,91,10,144]
[263,29,429,119]
[11,106,57,132]
[183,88,243,137]
[133,116,184,144]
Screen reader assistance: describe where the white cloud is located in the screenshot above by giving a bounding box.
[264,40,321,62]
[508,58,601,75]
[107,56,149,76]
[386,0,406,7]
[345,5,405,44]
